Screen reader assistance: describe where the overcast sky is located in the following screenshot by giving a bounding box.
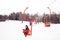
[0,0,60,15]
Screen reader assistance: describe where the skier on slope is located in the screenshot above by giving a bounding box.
[30,21,32,26]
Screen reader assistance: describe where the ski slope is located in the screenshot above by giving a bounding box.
[0,20,60,40]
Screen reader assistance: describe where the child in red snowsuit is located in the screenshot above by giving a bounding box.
[23,25,29,37]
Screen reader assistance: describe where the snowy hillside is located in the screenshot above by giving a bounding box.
[0,20,60,40]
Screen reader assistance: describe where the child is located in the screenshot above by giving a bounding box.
[23,25,29,37]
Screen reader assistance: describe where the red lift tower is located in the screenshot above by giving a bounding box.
[44,7,51,27]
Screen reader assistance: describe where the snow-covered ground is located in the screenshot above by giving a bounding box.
[0,20,60,40]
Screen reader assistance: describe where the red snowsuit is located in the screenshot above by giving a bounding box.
[23,25,29,37]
